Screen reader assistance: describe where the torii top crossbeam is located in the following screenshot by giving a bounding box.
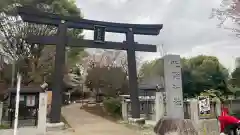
[17,6,163,35]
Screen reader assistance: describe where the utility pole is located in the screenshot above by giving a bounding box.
[158,43,166,57]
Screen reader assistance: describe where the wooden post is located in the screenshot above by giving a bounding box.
[126,29,140,118]
[50,22,67,123]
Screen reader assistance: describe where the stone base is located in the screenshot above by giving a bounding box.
[46,122,65,131]
[128,118,145,125]
[154,118,198,135]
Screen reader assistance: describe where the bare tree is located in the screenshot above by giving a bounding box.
[212,0,240,37]
[83,50,143,99]
[0,1,84,85]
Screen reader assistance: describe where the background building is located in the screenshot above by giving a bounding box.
[235,57,240,68]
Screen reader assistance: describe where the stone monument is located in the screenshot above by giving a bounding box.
[163,54,184,119]
[154,55,197,135]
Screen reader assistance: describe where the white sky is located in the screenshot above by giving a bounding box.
[76,0,240,71]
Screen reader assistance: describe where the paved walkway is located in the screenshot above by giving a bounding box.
[61,103,140,135]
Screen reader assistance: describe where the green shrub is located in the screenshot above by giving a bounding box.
[0,124,9,129]
[103,97,121,117]
[230,111,240,119]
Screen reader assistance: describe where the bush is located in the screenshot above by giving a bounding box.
[230,111,240,119]
[103,97,121,117]
[0,124,9,129]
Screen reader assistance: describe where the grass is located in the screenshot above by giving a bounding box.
[0,124,10,129]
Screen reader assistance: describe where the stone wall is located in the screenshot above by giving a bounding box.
[121,97,222,135]
[197,119,219,135]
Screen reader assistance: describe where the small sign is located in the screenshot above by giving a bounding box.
[198,96,211,116]
[26,95,35,107]
[94,25,106,43]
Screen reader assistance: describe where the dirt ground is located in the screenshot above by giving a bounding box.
[61,103,142,135]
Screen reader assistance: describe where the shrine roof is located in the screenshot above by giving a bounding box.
[7,87,44,94]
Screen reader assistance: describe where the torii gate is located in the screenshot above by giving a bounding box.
[17,6,163,123]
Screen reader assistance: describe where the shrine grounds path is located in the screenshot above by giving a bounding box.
[61,103,141,135]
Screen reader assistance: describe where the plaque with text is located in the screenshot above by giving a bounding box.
[94,25,106,43]
[198,96,211,117]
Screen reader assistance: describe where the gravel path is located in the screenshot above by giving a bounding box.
[61,103,141,135]
[0,103,152,135]
[0,127,74,135]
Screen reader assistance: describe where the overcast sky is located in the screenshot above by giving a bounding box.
[76,0,240,71]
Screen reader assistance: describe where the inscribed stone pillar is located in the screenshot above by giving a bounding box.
[155,92,164,122]
[38,92,48,135]
[163,55,184,119]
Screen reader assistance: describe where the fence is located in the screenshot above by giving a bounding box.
[223,99,240,114]
[126,98,155,120]
[0,102,11,127]
[121,95,221,121]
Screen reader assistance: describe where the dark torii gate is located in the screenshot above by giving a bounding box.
[17,6,163,123]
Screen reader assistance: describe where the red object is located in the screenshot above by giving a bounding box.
[218,107,240,132]
[221,107,229,116]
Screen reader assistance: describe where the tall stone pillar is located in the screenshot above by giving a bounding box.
[163,55,184,119]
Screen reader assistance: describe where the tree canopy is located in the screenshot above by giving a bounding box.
[0,0,87,86]
[84,51,131,97]
[139,55,229,97]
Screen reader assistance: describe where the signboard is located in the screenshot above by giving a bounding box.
[94,25,106,43]
[26,95,35,107]
[163,55,184,119]
[198,96,210,116]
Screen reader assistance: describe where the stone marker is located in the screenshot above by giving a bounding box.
[163,55,184,119]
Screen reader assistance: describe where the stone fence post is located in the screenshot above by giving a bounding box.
[190,99,199,125]
[0,102,2,125]
[215,99,221,133]
[120,95,130,121]
[155,92,164,122]
[121,100,128,121]
[215,99,221,117]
